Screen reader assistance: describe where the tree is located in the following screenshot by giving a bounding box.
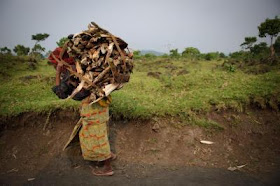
[219,52,226,58]
[133,50,141,59]
[229,51,250,61]
[31,33,49,44]
[13,45,30,56]
[204,52,219,61]
[133,50,141,56]
[0,47,12,54]
[182,47,200,60]
[250,42,268,55]
[258,16,280,57]
[249,42,270,60]
[31,33,49,58]
[32,44,45,53]
[169,48,180,58]
[56,37,69,47]
[240,37,257,50]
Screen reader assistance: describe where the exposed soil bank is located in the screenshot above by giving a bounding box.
[0,109,279,185]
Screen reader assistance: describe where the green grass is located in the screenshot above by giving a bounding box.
[0,55,279,125]
[0,55,80,116]
[112,57,280,119]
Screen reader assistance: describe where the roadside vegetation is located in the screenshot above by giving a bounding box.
[1,54,279,124]
[0,17,279,129]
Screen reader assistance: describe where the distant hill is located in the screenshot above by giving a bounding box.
[140,50,165,56]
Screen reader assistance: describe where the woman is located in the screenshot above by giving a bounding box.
[49,44,116,176]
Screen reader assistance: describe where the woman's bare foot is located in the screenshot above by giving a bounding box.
[92,168,114,176]
[90,158,114,176]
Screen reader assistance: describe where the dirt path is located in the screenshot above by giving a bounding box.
[0,109,280,185]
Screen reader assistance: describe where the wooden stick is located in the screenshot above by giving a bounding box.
[63,118,82,151]
[110,34,126,71]
[105,43,118,82]
[90,42,115,85]
[92,66,111,85]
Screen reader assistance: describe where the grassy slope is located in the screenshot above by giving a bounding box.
[0,55,79,116]
[112,58,280,119]
[0,55,279,122]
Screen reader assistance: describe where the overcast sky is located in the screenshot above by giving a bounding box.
[0,0,279,54]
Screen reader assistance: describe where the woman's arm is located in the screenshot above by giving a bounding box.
[56,63,63,86]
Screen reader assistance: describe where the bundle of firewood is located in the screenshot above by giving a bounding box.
[54,22,133,103]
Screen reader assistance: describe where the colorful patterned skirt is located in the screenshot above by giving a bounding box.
[79,101,111,161]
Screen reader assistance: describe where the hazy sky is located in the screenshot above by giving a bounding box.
[0,0,279,54]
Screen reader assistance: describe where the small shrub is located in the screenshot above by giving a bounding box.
[226,64,236,72]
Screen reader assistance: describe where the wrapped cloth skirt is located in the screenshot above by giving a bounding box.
[79,101,111,161]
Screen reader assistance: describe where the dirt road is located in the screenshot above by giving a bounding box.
[2,162,277,185]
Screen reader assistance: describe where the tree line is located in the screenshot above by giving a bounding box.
[1,16,279,64]
[0,33,49,59]
[134,16,280,63]
[134,47,226,61]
